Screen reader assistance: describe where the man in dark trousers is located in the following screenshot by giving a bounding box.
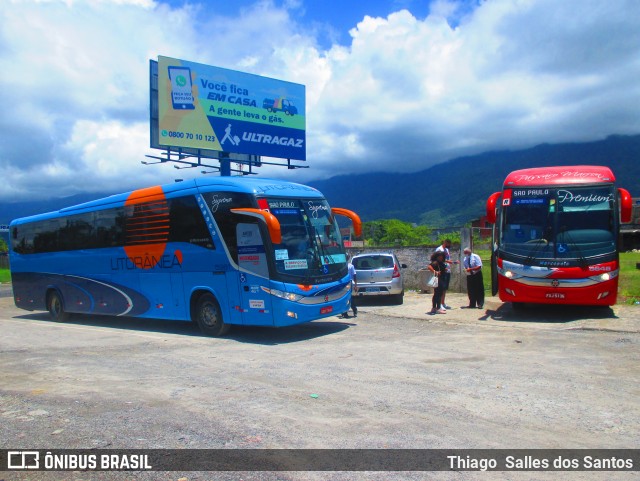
[340,254,358,318]
[463,247,484,309]
[435,239,458,309]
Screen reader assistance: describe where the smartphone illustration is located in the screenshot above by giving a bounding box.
[168,66,195,110]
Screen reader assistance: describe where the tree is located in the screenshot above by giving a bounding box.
[363,219,432,246]
[435,232,461,247]
[0,237,7,253]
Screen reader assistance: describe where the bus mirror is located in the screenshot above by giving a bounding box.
[331,208,362,237]
[618,187,633,223]
[486,192,501,224]
[230,208,282,244]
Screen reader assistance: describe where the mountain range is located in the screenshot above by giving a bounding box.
[309,134,640,226]
[1,134,639,228]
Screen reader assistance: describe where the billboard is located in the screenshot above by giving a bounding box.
[156,56,306,161]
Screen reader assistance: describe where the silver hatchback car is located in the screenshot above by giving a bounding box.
[351,252,407,304]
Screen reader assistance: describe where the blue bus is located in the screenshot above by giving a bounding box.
[9,178,361,336]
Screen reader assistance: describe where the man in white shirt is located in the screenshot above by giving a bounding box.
[463,247,484,309]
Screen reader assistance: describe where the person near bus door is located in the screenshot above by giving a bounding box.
[463,247,484,309]
[340,254,358,318]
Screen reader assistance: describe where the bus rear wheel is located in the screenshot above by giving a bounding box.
[47,291,69,322]
[194,293,230,337]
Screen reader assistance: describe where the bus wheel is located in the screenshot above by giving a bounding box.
[47,291,69,322]
[194,293,230,337]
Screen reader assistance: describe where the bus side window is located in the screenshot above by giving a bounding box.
[33,219,61,253]
[93,207,125,248]
[168,196,215,250]
[13,224,35,254]
[62,214,95,251]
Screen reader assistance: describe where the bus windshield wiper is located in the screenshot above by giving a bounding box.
[558,227,587,268]
[524,216,554,265]
[524,237,549,265]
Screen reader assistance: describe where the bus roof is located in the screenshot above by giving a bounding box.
[503,165,616,188]
[11,177,323,225]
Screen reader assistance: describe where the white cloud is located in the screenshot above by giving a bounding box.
[0,0,638,200]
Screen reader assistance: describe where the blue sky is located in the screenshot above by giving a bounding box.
[165,0,478,48]
[0,0,638,202]
[170,0,438,47]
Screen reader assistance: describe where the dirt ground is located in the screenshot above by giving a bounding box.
[0,290,639,481]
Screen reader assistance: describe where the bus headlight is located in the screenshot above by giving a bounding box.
[261,287,303,302]
[589,272,615,283]
[504,270,515,279]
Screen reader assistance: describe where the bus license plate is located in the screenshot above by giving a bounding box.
[320,306,333,314]
[545,292,565,299]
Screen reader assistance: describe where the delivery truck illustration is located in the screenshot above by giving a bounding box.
[262,97,298,116]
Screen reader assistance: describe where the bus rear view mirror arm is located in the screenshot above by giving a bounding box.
[331,208,362,237]
[231,208,282,244]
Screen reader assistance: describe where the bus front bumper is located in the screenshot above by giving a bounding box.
[498,275,618,305]
[270,283,352,327]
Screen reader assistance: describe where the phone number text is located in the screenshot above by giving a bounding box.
[161,130,216,142]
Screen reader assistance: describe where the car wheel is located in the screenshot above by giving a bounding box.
[390,292,404,305]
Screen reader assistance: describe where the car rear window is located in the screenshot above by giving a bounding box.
[354,255,394,269]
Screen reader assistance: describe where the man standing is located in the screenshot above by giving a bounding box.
[463,247,484,309]
[435,239,458,310]
[341,254,358,318]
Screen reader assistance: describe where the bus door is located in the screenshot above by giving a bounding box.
[235,222,273,326]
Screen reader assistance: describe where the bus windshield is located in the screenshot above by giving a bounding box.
[267,198,346,282]
[501,185,616,262]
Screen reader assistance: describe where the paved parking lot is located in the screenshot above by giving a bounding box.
[1,290,639,480]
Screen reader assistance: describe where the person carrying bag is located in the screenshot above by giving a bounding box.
[427,251,447,314]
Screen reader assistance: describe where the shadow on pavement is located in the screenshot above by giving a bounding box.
[13,311,355,345]
[479,302,617,323]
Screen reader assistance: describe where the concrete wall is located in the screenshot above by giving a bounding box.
[347,246,467,293]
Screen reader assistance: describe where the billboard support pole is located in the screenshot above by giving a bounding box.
[220,152,231,176]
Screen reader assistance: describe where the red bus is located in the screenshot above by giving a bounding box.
[485,166,633,307]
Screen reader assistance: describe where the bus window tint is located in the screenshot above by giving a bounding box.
[501,186,617,259]
[273,205,309,260]
[202,192,255,263]
[554,186,616,258]
[501,196,554,256]
[11,196,214,255]
[268,198,346,281]
[95,208,126,248]
[302,199,345,273]
[168,196,214,249]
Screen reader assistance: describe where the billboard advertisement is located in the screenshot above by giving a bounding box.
[157,56,306,160]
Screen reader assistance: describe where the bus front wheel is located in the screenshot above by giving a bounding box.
[47,290,69,322]
[194,293,230,337]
